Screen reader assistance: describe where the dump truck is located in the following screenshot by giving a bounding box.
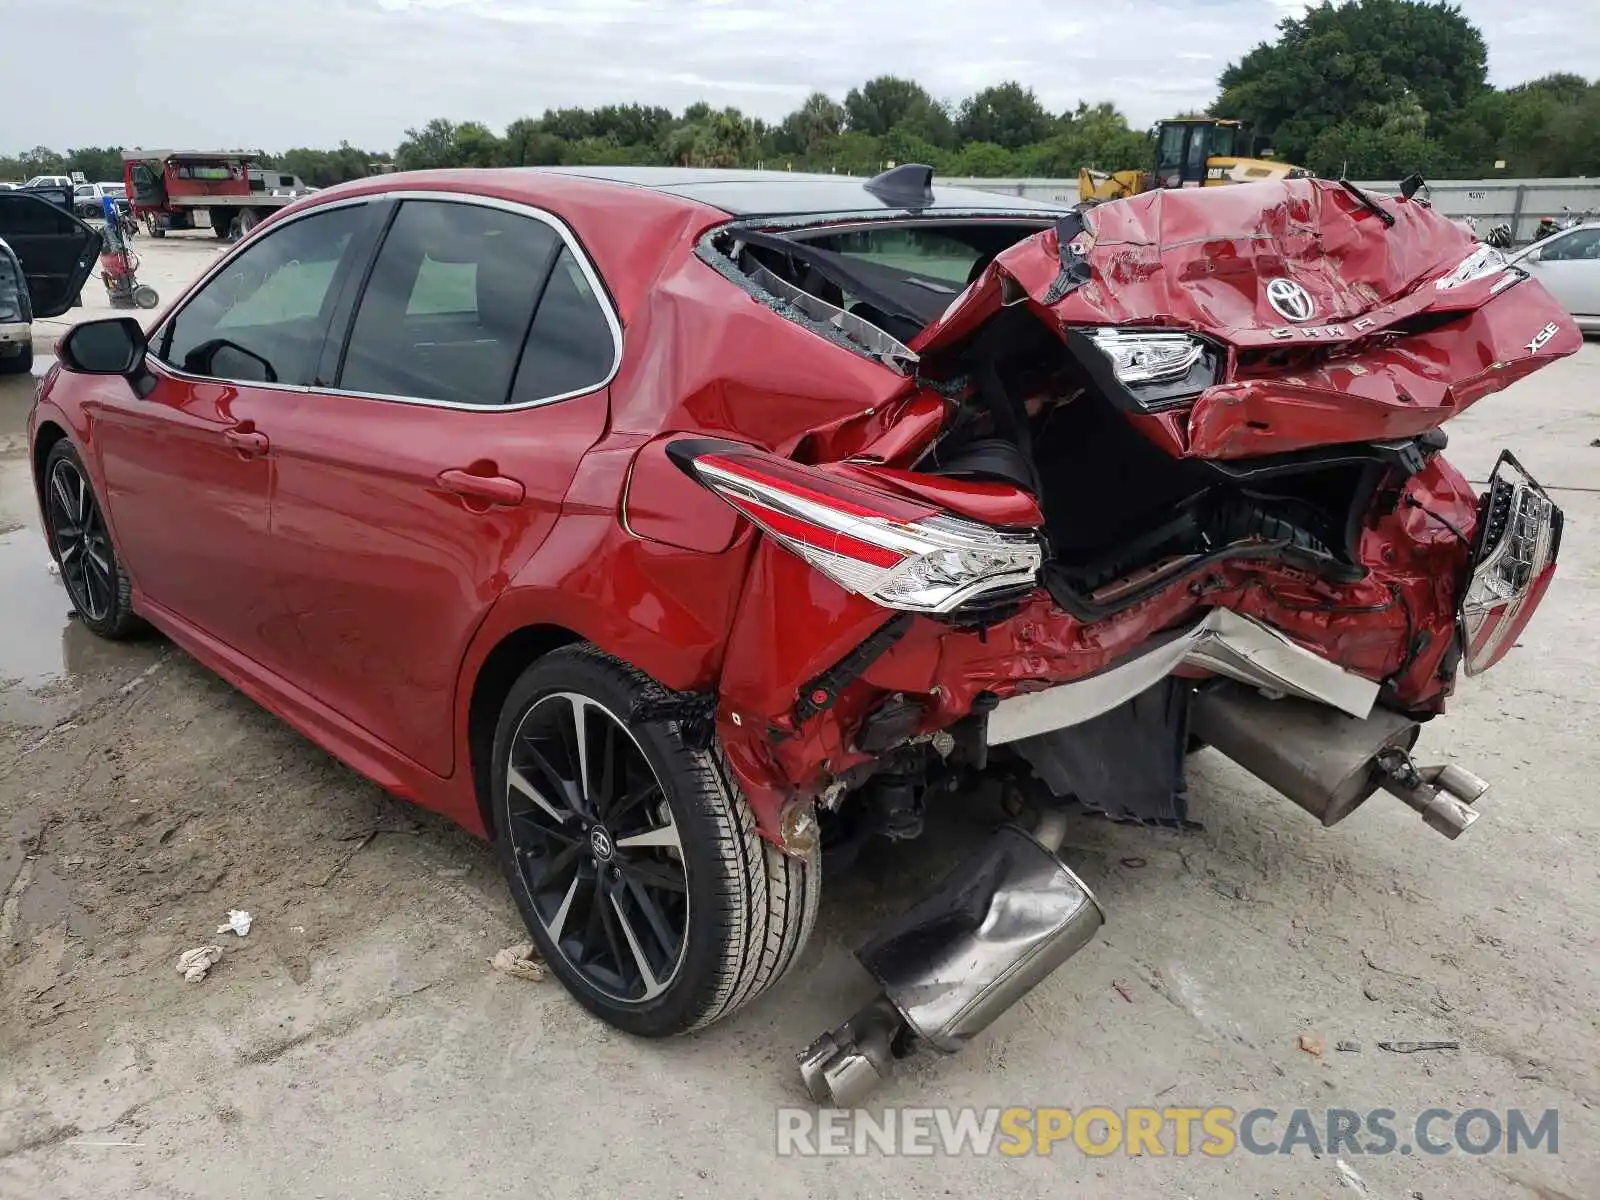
[121,149,311,239]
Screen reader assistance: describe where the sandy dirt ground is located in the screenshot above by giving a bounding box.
[0,237,1595,1198]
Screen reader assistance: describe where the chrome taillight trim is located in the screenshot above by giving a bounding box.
[690,457,1043,615]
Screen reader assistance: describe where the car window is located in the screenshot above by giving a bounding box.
[800,228,983,285]
[507,246,617,404]
[339,199,566,406]
[74,185,94,198]
[1541,229,1600,262]
[155,204,367,387]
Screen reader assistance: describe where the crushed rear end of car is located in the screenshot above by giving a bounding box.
[649,177,1578,1099]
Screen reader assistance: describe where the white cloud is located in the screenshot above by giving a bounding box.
[6,0,1593,152]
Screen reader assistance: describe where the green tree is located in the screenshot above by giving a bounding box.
[503,118,566,166]
[451,122,504,168]
[844,77,954,146]
[64,147,124,182]
[394,119,502,169]
[18,146,66,175]
[1214,0,1488,165]
[778,91,847,155]
[395,119,462,170]
[951,141,1015,177]
[956,83,1054,151]
[1305,122,1451,178]
[664,108,756,168]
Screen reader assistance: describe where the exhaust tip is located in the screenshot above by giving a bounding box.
[797,998,902,1107]
[1376,751,1490,840]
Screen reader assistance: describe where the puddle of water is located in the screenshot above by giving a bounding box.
[0,371,121,724]
[0,529,88,726]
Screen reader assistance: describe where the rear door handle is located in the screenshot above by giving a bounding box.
[437,468,525,507]
[224,424,269,456]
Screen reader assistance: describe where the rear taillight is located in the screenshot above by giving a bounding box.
[670,440,1043,615]
[1459,451,1561,675]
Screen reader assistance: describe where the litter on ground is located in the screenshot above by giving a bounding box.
[176,945,223,982]
[490,942,546,982]
[217,910,252,937]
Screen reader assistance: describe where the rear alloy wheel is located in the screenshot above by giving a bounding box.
[43,442,142,639]
[491,646,818,1037]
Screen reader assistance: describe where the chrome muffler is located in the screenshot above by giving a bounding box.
[1190,681,1489,838]
[798,811,1103,1106]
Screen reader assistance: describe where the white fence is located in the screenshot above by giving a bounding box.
[947,177,1600,244]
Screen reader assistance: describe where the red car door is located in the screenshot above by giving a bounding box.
[257,196,617,776]
[91,201,382,663]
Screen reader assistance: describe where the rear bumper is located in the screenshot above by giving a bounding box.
[714,447,1554,840]
[985,608,1380,746]
[0,320,30,354]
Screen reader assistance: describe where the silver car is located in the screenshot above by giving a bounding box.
[1510,221,1600,333]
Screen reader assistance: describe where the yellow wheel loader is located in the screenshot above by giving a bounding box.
[1078,118,1309,204]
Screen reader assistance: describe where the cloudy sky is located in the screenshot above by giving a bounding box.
[13,0,1593,153]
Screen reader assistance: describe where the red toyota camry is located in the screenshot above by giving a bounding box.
[29,167,1576,1102]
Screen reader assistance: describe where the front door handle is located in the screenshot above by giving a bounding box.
[437,468,525,507]
[224,423,269,456]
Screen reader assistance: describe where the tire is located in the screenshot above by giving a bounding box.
[41,441,143,639]
[490,645,819,1037]
[238,208,262,237]
[211,210,236,240]
[0,343,31,376]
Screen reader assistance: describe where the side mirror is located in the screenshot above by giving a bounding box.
[1398,173,1426,200]
[58,317,148,376]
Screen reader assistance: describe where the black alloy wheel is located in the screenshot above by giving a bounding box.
[490,646,819,1037]
[505,691,690,1004]
[47,454,116,623]
[42,442,141,639]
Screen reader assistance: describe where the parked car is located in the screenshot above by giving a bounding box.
[71,181,129,219]
[1508,220,1600,333]
[0,189,100,374]
[22,174,74,191]
[28,169,1578,1100]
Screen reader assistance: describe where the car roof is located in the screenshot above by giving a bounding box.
[525,166,1069,217]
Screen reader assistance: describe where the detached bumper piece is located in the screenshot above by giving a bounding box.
[798,815,1103,1106]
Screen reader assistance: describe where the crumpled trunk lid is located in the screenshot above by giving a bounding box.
[912,179,1582,458]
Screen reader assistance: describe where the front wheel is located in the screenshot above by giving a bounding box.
[42,441,143,638]
[490,646,819,1037]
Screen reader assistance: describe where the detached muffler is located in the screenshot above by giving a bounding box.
[1190,682,1489,838]
[798,811,1103,1106]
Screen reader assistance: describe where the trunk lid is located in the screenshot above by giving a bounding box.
[912,179,1582,458]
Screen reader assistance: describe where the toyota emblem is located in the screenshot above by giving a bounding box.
[1266,278,1316,323]
[589,826,615,860]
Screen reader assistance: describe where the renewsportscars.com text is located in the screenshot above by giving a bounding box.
[775,1106,1560,1158]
